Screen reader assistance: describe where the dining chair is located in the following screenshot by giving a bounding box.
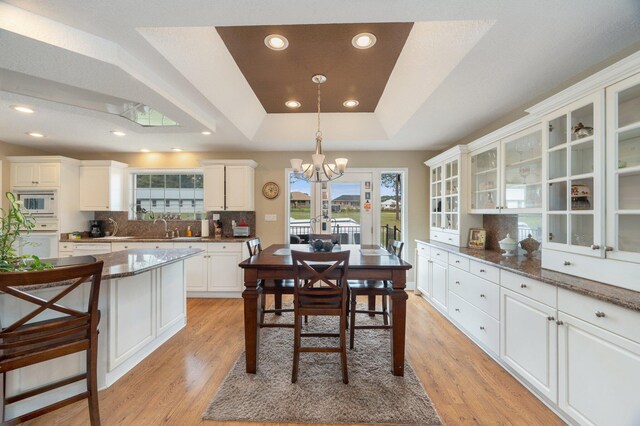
[0,261,104,426]
[246,238,295,328]
[291,250,350,384]
[348,240,404,349]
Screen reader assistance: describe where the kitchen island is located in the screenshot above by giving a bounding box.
[0,248,201,420]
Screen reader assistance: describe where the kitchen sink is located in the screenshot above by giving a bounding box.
[171,237,202,241]
[94,236,134,240]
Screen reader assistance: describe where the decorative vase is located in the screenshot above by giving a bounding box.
[519,234,541,257]
[499,233,518,257]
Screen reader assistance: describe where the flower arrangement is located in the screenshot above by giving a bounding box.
[0,192,53,272]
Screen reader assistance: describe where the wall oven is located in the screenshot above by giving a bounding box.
[16,218,59,259]
[15,191,57,217]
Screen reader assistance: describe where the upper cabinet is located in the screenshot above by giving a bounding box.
[426,146,481,246]
[605,72,640,263]
[542,92,604,258]
[201,160,257,211]
[11,162,60,188]
[470,124,542,214]
[79,161,128,211]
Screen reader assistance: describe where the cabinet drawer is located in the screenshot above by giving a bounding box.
[430,230,456,245]
[430,247,448,264]
[173,242,208,250]
[59,242,72,252]
[558,288,640,344]
[501,270,557,307]
[416,241,430,257]
[449,267,499,319]
[448,253,470,271]
[207,242,241,253]
[449,291,500,354]
[469,259,499,283]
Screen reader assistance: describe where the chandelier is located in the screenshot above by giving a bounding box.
[290,74,348,183]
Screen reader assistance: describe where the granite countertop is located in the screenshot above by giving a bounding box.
[4,248,203,292]
[61,237,253,243]
[417,239,640,312]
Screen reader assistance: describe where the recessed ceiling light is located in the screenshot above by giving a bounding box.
[352,33,377,49]
[111,130,126,137]
[343,99,360,108]
[11,105,34,114]
[201,131,212,135]
[264,34,289,51]
[171,148,183,152]
[139,149,150,153]
[285,100,301,109]
[27,132,45,138]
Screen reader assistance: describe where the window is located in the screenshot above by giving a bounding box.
[132,171,204,220]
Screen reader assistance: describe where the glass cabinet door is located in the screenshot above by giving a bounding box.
[502,125,542,211]
[444,159,459,231]
[470,145,498,211]
[544,92,602,256]
[606,73,640,263]
[430,165,443,230]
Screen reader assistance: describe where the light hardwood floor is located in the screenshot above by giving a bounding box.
[25,294,565,425]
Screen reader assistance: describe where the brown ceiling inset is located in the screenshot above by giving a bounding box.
[216,23,414,113]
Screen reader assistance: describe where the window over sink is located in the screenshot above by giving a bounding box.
[130,170,204,220]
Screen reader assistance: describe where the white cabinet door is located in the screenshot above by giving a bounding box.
[204,165,225,211]
[208,252,242,291]
[226,165,254,211]
[558,312,640,426]
[37,163,60,187]
[157,262,185,335]
[430,260,448,312]
[80,167,111,210]
[12,163,38,187]
[416,250,430,297]
[174,243,208,292]
[500,288,558,402]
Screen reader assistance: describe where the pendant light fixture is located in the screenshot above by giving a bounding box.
[290,74,348,183]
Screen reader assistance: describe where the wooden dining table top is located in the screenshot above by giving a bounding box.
[239,244,412,270]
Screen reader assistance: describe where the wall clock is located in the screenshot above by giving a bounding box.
[262,182,280,199]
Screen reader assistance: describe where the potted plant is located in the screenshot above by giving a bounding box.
[0,192,53,271]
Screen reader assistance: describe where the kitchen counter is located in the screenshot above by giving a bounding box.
[60,236,253,243]
[417,239,640,312]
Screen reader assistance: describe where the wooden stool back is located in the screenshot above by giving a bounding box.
[0,261,104,426]
[246,238,262,256]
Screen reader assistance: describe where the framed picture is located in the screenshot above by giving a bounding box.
[468,228,487,249]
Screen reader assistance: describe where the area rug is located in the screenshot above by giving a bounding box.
[203,305,442,425]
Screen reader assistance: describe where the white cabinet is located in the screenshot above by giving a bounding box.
[208,251,243,292]
[425,146,481,247]
[201,160,257,211]
[11,162,60,187]
[470,125,543,214]
[430,258,448,313]
[415,243,431,297]
[79,161,127,211]
[500,288,557,402]
[174,242,208,292]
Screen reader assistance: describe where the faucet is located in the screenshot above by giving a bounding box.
[153,218,170,238]
[174,227,180,238]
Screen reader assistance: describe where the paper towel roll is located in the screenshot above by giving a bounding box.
[201,219,209,237]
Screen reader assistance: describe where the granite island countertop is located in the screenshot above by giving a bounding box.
[60,237,253,243]
[417,239,640,312]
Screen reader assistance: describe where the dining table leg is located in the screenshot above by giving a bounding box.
[242,268,261,374]
[368,294,376,317]
[389,270,408,376]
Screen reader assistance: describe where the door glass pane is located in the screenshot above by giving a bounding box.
[504,130,542,209]
[548,116,567,148]
[570,178,593,211]
[619,215,640,253]
[381,172,403,248]
[289,173,312,242]
[471,148,498,210]
[618,128,640,169]
[570,104,594,142]
[330,182,361,244]
[618,84,640,128]
[451,160,458,177]
[548,148,567,179]
[548,214,567,244]
[571,215,594,247]
[447,213,458,231]
[548,181,567,211]
[571,140,594,175]
[619,172,640,210]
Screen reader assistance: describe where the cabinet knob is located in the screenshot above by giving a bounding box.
[436,253,440,256]
[455,281,460,285]
[590,244,601,250]
[604,246,614,252]
[495,206,500,210]
[563,261,571,266]
[547,316,555,321]
[455,260,460,263]
[448,238,452,241]
[480,294,486,298]
[479,326,485,331]
[595,311,606,318]
[520,283,527,288]
[479,269,486,273]
[556,320,564,326]
[223,246,226,249]
[454,308,460,312]
[124,246,128,248]
[106,206,109,209]
[155,246,160,248]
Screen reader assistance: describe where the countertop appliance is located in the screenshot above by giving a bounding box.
[15,190,57,217]
[89,220,104,238]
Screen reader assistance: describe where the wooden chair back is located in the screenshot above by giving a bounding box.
[388,240,404,259]
[0,261,104,425]
[246,238,262,256]
[291,250,350,314]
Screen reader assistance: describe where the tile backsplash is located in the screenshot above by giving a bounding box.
[483,214,518,250]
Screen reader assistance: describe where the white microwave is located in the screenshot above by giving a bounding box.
[16,191,57,217]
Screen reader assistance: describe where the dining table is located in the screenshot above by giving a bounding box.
[238,243,413,376]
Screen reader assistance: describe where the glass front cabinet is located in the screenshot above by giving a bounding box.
[426,146,481,247]
[605,72,640,263]
[470,125,543,214]
[542,92,604,257]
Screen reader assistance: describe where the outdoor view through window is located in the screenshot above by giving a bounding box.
[133,173,204,220]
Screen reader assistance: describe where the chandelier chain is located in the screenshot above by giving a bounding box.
[316,81,322,139]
